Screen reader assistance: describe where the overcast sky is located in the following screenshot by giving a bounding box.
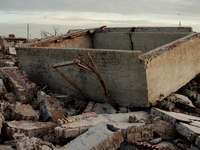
[1,0,200,38]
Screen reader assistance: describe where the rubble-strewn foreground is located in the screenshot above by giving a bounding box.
[0,59,199,150]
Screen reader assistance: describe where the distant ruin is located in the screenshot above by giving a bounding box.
[16,27,200,107]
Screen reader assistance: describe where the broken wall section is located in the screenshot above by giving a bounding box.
[92,32,191,53]
[16,48,148,107]
[144,33,200,105]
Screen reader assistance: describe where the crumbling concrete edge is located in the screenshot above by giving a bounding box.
[141,33,200,65]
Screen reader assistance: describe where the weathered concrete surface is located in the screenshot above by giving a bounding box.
[103,27,193,33]
[154,119,176,140]
[37,91,65,123]
[144,33,200,105]
[125,124,155,143]
[16,48,148,107]
[62,122,124,150]
[176,122,200,142]
[0,68,37,103]
[46,35,92,49]
[93,32,190,53]
[4,121,56,139]
[11,104,39,121]
[151,107,200,125]
[16,29,200,107]
[56,111,149,139]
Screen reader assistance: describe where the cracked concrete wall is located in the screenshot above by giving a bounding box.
[16,48,148,107]
[92,32,190,53]
[144,33,200,105]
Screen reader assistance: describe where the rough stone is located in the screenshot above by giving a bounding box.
[167,93,196,112]
[91,103,117,114]
[63,122,124,150]
[4,121,56,139]
[16,136,54,150]
[125,124,155,143]
[148,137,162,145]
[11,104,39,121]
[3,92,17,104]
[154,120,176,140]
[0,79,7,98]
[37,91,65,123]
[0,68,37,103]
[175,122,200,142]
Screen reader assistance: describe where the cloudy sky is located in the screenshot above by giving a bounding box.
[0,0,200,38]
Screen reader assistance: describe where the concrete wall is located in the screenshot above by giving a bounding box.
[144,33,200,105]
[16,48,148,107]
[131,32,190,53]
[103,27,193,33]
[92,32,190,53]
[46,35,92,48]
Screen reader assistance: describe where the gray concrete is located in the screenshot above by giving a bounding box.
[93,32,190,53]
[16,27,200,107]
[103,27,193,33]
[16,48,148,107]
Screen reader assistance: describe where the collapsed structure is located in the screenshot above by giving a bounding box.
[17,26,200,107]
[0,26,200,149]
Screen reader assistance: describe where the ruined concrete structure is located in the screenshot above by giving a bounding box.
[16,27,200,107]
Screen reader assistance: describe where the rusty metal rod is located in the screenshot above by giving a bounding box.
[87,52,116,108]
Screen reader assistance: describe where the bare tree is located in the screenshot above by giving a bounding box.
[41,26,60,39]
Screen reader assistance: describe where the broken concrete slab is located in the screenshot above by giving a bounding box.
[175,122,200,142]
[4,121,56,140]
[37,91,65,123]
[0,68,37,103]
[62,122,124,150]
[11,104,39,121]
[56,111,150,140]
[150,107,200,125]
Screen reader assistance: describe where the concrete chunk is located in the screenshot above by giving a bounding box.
[37,91,65,123]
[176,122,200,142]
[63,122,124,150]
[151,107,200,125]
[0,68,37,103]
[4,121,56,139]
[11,104,39,121]
[154,120,176,140]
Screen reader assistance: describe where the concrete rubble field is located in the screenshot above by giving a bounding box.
[0,26,200,149]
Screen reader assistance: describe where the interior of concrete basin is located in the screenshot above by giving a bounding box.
[46,27,193,54]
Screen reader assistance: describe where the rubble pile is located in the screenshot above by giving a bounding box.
[0,60,200,150]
